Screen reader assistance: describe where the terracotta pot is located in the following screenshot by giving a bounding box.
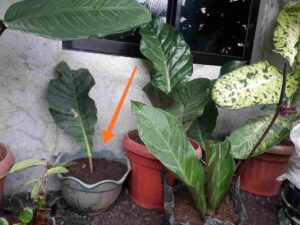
[123,130,201,210]
[239,145,294,196]
[0,144,15,208]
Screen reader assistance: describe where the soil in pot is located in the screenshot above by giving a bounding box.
[174,188,239,225]
[65,158,127,184]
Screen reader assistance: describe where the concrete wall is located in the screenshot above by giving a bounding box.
[0,0,285,193]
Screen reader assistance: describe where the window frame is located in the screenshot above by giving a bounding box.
[63,0,261,66]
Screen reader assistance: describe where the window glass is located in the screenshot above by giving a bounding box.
[179,0,252,57]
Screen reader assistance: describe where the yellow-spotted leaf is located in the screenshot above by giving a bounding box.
[212,61,300,109]
[273,2,300,67]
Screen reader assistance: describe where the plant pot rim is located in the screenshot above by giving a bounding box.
[123,129,200,160]
[0,143,15,179]
[267,145,294,156]
[56,149,131,189]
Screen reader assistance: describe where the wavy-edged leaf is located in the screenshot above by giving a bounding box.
[19,207,33,224]
[187,100,218,151]
[273,2,300,67]
[31,180,41,200]
[48,61,97,172]
[47,167,69,176]
[10,159,45,173]
[4,0,151,40]
[131,101,206,216]
[212,61,300,109]
[219,61,247,77]
[169,78,211,125]
[207,139,234,213]
[140,16,193,94]
[229,114,300,159]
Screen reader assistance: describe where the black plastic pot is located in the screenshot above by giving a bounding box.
[280,181,300,225]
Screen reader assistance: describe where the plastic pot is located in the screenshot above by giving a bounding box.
[239,145,294,196]
[123,129,201,210]
[56,149,131,214]
[0,144,15,208]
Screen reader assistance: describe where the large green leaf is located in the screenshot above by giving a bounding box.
[4,0,151,40]
[187,100,218,151]
[273,2,300,67]
[169,78,211,125]
[229,114,300,159]
[207,139,234,213]
[48,62,97,172]
[0,218,9,225]
[212,61,300,109]
[140,16,193,94]
[131,101,206,216]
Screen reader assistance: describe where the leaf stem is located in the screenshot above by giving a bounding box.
[88,157,94,173]
[0,20,7,36]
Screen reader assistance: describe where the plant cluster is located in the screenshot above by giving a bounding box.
[132,0,300,217]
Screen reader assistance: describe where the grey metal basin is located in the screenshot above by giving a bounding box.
[56,149,131,214]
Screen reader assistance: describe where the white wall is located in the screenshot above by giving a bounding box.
[0,0,284,193]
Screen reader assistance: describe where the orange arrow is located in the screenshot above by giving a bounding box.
[102,66,138,144]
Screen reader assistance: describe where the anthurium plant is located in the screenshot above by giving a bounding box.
[132,0,300,218]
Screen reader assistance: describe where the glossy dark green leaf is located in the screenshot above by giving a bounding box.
[131,101,206,216]
[169,78,211,125]
[19,207,33,224]
[273,1,300,67]
[4,0,151,40]
[187,100,218,151]
[229,114,300,159]
[212,61,300,109]
[207,139,234,213]
[48,62,97,172]
[219,61,247,76]
[143,82,174,109]
[140,16,193,94]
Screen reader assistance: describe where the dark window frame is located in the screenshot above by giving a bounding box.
[63,0,260,66]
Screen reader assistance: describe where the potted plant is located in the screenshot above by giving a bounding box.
[228,0,300,196]
[123,15,215,210]
[0,158,72,224]
[46,61,131,214]
[1,0,152,214]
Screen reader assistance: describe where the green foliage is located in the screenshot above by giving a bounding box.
[229,114,300,159]
[48,61,97,172]
[19,208,33,224]
[219,61,247,76]
[273,1,300,68]
[47,167,69,175]
[10,159,46,173]
[140,16,193,94]
[187,100,218,151]
[212,61,300,109]
[4,0,151,40]
[206,139,234,213]
[131,101,207,216]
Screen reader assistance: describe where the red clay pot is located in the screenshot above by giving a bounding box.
[123,130,201,210]
[239,145,294,196]
[0,144,15,208]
